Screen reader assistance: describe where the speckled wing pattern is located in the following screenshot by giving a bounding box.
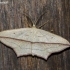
[0,28,70,60]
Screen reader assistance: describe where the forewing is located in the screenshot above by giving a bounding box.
[36,29,70,44]
[0,28,69,44]
[0,28,35,42]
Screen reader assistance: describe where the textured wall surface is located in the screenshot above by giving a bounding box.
[0,0,70,70]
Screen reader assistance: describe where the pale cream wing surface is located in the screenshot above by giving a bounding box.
[32,43,69,59]
[0,37,32,57]
[0,37,69,59]
[0,28,69,44]
[0,28,70,60]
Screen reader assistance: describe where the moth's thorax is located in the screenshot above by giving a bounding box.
[32,24,36,28]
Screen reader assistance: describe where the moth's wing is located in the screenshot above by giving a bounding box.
[31,29,70,60]
[0,37,69,60]
[32,43,70,60]
[0,28,69,44]
[0,37,32,57]
[36,29,70,44]
[0,28,70,60]
[0,28,36,42]
[0,28,31,39]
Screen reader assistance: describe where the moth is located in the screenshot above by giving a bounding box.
[0,12,70,60]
